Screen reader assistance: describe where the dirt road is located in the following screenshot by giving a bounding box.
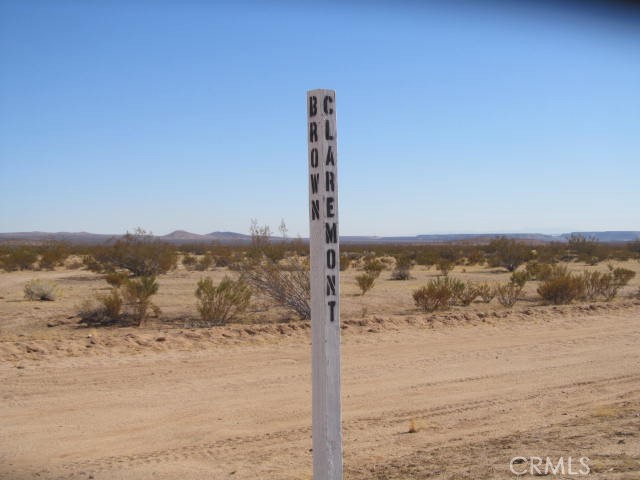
[2,305,639,479]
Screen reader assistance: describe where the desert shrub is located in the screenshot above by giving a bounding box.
[105,271,129,288]
[1,247,38,271]
[487,237,531,272]
[609,266,636,287]
[242,257,310,320]
[568,234,603,264]
[495,282,522,307]
[363,256,384,278]
[455,281,480,306]
[182,253,198,270]
[525,261,555,281]
[195,252,214,271]
[510,270,529,288]
[101,289,123,319]
[537,272,585,305]
[582,270,612,301]
[390,255,413,280]
[123,276,160,326]
[413,277,456,312]
[477,283,496,303]
[84,229,177,277]
[195,276,252,325]
[437,260,454,276]
[78,290,123,326]
[39,242,69,270]
[24,279,59,301]
[355,273,377,295]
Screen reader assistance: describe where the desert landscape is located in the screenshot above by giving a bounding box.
[1,243,639,480]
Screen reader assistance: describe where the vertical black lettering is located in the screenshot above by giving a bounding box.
[325,222,337,243]
[310,173,319,194]
[309,96,317,117]
[328,300,337,322]
[311,200,319,220]
[326,275,336,296]
[309,122,318,143]
[326,249,336,269]
[325,171,334,192]
[310,148,318,168]
[323,95,334,114]
[325,145,335,165]
[326,197,335,218]
[325,119,334,140]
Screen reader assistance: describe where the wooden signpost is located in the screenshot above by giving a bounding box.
[307,89,343,480]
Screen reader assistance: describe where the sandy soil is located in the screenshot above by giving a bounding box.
[1,262,639,479]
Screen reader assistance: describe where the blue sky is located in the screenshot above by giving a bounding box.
[1,0,638,236]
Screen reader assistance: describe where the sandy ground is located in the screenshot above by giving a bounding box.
[1,262,639,479]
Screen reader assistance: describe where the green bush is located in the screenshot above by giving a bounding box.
[24,279,60,301]
[413,277,457,312]
[195,276,252,325]
[355,272,377,295]
[123,276,160,326]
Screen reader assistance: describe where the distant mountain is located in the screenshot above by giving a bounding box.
[162,230,208,241]
[0,230,637,245]
[562,231,640,242]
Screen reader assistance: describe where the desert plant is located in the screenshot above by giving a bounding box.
[241,257,310,320]
[510,270,529,289]
[182,253,198,270]
[24,279,59,301]
[487,237,531,272]
[84,228,177,277]
[195,252,214,271]
[609,266,636,287]
[363,256,384,278]
[1,247,38,271]
[495,282,522,307]
[105,271,129,288]
[525,261,555,281]
[390,255,413,280]
[355,272,377,295]
[413,277,456,312]
[477,283,496,303]
[537,272,585,305]
[39,242,69,270]
[582,270,609,301]
[437,260,454,276]
[195,276,252,325]
[456,281,480,306]
[123,276,160,326]
[568,234,603,264]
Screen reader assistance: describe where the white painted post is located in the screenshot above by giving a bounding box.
[307,89,343,480]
